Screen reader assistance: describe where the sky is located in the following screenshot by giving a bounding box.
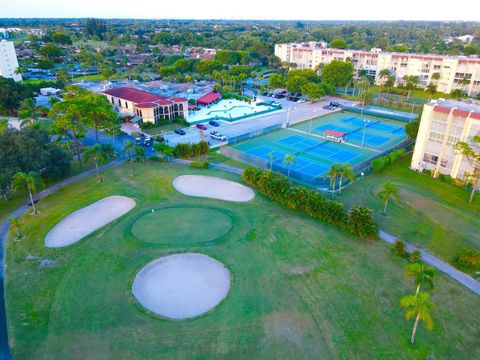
[2,0,480,21]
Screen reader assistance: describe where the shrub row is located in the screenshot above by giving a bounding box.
[222,93,253,102]
[371,148,406,173]
[242,166,378,240]
[173,141,210,158]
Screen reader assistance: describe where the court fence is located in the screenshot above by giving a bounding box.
[341,106,418,123]
[220,136,415,189]
[219,145,329,186]
[226,123,282,144]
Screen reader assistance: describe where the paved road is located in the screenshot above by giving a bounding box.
[379,230,480,295]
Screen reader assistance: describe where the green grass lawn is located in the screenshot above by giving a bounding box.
[368,86,457,101]
[340,155,480,271]
[5,161,480,359]
[71,73,126,82]
[142,123,179,135]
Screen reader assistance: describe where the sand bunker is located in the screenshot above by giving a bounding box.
[45,195,136,248]
[173,175,255,202]
[132,253,231,319]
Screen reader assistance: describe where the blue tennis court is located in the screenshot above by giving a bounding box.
[342,117,404,134]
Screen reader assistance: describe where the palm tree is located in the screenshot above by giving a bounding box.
[453,136,480,203]
[458,76,470,97]
[378,69,392,93]
[134,145,146,163]
[425,83,437,101]
[154,142,174,163]
[18,98,44,127]
[376,181,400,215]
[122,140,136,176]
[9,217,23,239]
[405,263,436,296]
[83,144,114,182]
[267,152,276,170]
[324,163,342,196]
[400,292,435,344]
[402,75,420,99]
[282,154,295,177]
[12,171,44,214]
[337,164,355,194]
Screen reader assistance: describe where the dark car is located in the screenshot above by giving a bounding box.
[196,123,207,130]
[135,137,144,146]
[209,120,220,127]
[330,102,341,108]
[174,128,186,135]
[261,92,269,96]
[144,137,153,146]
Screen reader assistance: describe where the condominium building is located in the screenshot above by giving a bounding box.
[411,99,480,184]
[274,42,480,96]
[0,40,22,81]
[103,87,188,123]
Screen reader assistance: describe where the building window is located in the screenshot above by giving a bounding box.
[428,131,444,144]
[423,153,439,165]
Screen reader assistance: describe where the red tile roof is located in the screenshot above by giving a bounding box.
[325,129,347,137]
[136,102,158,108]
[197,92,222,105]
[103,87,163,103]
[155,99,173,106]
[170,97,188,103]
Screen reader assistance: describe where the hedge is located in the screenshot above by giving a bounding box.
[190,160,209,169]
[242,166,378,240]
[173,141,210,158]
[371,148,406,173]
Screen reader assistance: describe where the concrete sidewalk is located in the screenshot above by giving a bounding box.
[379,230,480,295]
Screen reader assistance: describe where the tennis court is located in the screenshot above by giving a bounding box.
[230,129,376,184]
[224,109,410,187]
[292,111,408,149]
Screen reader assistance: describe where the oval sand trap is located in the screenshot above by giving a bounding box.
[45,195,136,248]
[132,253,230,319]
[173,175,255,202]
[131,207,233,244]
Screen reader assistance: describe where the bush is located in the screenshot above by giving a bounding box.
[392,240,407,257]
[242,166,378,240]
[173,141,210,158]
[409,250,422,262]
[456,248,480,268]
[190,160,209,169]
[371,149,406,173]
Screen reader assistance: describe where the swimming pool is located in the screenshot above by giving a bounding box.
[187,99,279,124]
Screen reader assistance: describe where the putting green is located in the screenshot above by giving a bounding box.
[131,206,233,244]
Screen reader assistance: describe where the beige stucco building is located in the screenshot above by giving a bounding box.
[274,43,480,97]
[103,87,188,124]
[411,99,480,184]
[0,40,22,82]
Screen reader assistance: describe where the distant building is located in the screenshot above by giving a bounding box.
[103,87,188,123]
[411,99,480,186]
[274,42,480,97]
[0,40,22,81]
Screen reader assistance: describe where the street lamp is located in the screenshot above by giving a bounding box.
[361,119,370,147]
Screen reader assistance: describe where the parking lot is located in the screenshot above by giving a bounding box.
[160,96,360,147]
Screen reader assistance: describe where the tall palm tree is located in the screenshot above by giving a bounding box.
[324,163,342,197]
[378,69,392,93]
[405,263,436,296]
[122,140,136,176]
[400,292,435,344]
[282,154,295,177]
[12,171,44,214]
[458,76,470,96]
[425,83,437,101]
[376,181,400,215]
[83,144,114,182]
[134,145,146,163]
[337,164,355,194]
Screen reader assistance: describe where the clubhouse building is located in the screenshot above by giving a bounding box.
[411,99,480,186]
[274,42,480,97]
[103,87,188,123]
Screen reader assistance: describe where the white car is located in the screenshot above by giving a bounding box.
[210,132,227,141]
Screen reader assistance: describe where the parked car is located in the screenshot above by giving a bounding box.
[323,105,336,110]
[272,101,282,107]
[261,92,269,96]
[174,128,186,135]
[144,137,153,146]
[135,137,144,146]
[210,131,227,141]
[297,99,307,103]
[196,123,207,130]
[209,120,220,127]
[330,102,341,108]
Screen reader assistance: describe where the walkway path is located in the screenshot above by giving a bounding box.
[0,159,124,359]
[379,230,480,295]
